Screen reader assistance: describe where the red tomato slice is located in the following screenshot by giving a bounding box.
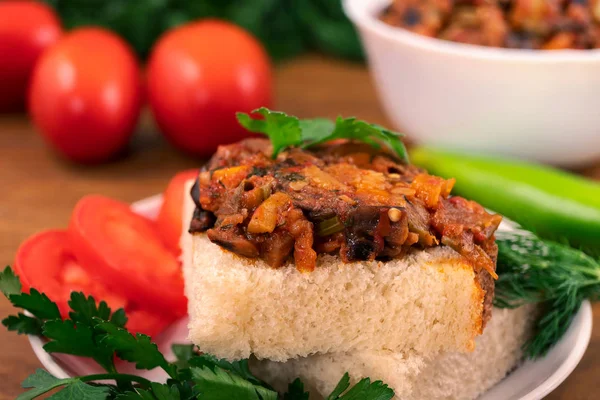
[15,230,115,316]
[126,308,175,338]
[69,195,187,316]
[156,169,198,254]
[14,229,175,336]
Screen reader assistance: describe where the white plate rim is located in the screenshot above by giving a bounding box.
[26,194,594,399]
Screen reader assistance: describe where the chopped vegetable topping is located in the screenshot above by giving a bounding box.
[190,139,501,292]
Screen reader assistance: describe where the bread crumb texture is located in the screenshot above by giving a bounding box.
[252,305,535,400]
[186,233,485,361]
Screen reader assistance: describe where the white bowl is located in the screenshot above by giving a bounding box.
[27,195,593,399]
[344,0,600,167]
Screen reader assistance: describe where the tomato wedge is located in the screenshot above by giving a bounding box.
[14,230,173,336]
[15,230,117,316]
[69,195,187,316]
[156,169,198,254]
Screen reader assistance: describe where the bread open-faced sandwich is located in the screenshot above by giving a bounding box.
[176,109,552,399]
[179,109,505,360]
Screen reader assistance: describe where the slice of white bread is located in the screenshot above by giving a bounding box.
[251,305,535,400]
[185,236,486,362]
[181,174,489,361]
[181,179,493,361]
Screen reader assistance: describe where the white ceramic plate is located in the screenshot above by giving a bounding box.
[28,195,593,399]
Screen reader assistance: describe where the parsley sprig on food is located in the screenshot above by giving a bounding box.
[236,108,409,163]
[0,267,394,400]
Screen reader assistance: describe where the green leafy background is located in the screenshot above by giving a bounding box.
[42,0,364,61]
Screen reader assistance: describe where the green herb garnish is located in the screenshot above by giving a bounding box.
[0,266,394,400]
[494,231,600,358]
[236,108,409,163]
[316,216,345,237]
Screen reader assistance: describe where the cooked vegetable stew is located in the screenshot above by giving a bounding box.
[381,0,600,50]
[190,139,501,284]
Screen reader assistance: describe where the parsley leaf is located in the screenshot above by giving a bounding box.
[191,366,277,400]
[68,292,125,328]
[146,383,182,400]
[327,373,350,400]
[110,308,128,328]
[114,391,155,400]
[42,320,96,356]
[171,344,195,369]
[47,380,110,400]
[188,354,270,388]
[18,369,109,400]
[298,118,335,143]
[237,108,303,158]
[95,320,176,378]
[326,373,394,400]
[336,379,394,400]
[284,378,309,400]
[3,267,397,400]
[42,319,115,372]
[0,266,21,296]
[308,118,409,163]
[236,108,408,162]
[18,369,68,400]
[114,383,182,400]
[2,313,43,335]
[9,289,61,320]
[165,379,199,400]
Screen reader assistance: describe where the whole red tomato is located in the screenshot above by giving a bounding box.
[28,28,142,163]
[147,19,272,156]
[0,1,62,112]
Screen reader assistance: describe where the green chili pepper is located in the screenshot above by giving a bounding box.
[411,147,600,255]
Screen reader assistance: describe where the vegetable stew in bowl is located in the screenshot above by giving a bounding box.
[381,0,600,50]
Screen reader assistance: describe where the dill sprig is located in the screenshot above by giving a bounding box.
[494,231,600,358]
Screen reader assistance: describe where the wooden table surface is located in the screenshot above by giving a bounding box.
[0,55,598,399]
